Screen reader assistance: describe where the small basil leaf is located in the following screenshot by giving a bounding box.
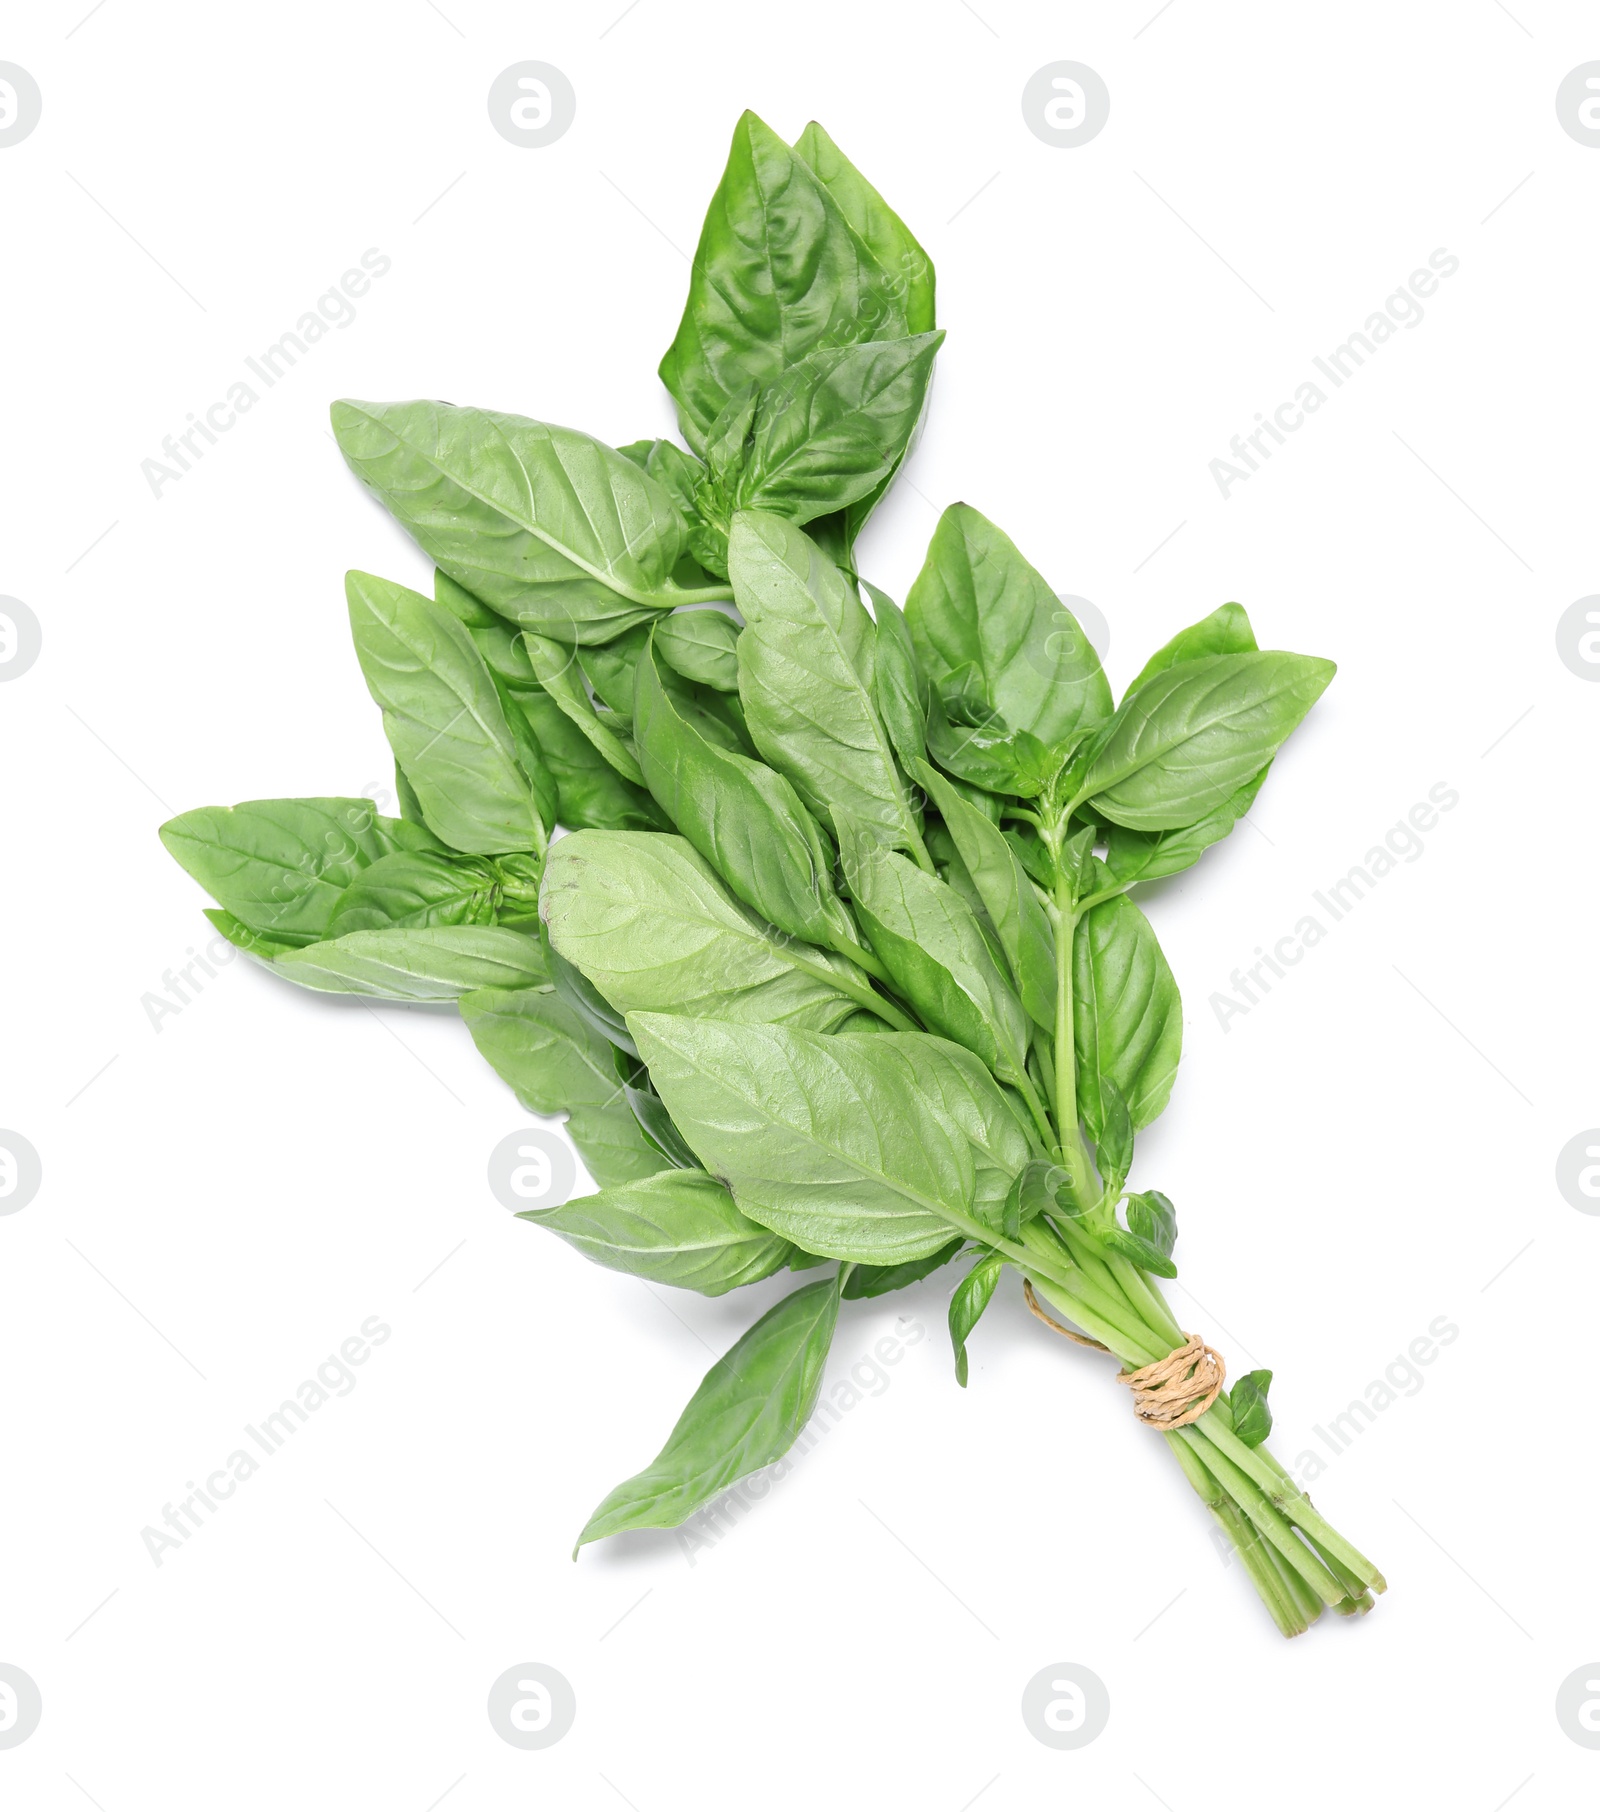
[1122,602,1258,699]
[924,693,1056,799]
[1094,1079,1133,1187]
[1230,1370,1274,1446]
[654,609,741,692]
[1002,1160,1074,1242]
[271,926,547,1001]
[1074,883,1183,1140]
[948,1250,1005,1387]
[1101,1226,1178,1280]
[1125,1188,1177,1260]
[522,632,647,787]
[842,1237,963,1300]
[575,1271,844,1548]
[612,1048,706,1172]
[325,849,501,936]
[866,584,927,769]
[541,924,638,1057]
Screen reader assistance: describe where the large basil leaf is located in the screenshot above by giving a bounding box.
[654,608,741,692]
[793,120,936,336]
[629,1016,1031,1263]
[346,570,549,855]
[271,926,547,1001]
[1073,884,1182,1138]
[160,798,438,943]
[657,110,908,447]
[332,400,704,643]
[1104,766,1269,887]
[731,333,944,524]
[542,831,863,1030]
[729,511,922,853]
[576,1271,843,1547]
[325,849,503,935]
[906,504,1111,749]
[912,760,1055,1030]
[459,984,659,1187]
[522,632,647,787]
[1079,652,1334,832]
[1123,602,1257,698]
[633,639,858,952]
[839,823,1030,1085]
[521,1168,795,1297]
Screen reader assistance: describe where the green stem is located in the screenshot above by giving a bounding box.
[1166,1434,1311,1638]
[788,947,918,1033]
[660,583,736,606]
[1013,1073,1058,1157]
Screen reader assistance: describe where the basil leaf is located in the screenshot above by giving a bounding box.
[1104,767,1269,887]
[576,1271,843,1548]
[522,1168,795,1296]
[948,1250,1004,1387]
[204,907,302,961]
[516,683,668,831]
[160,797,439,942]
[654,608,741,692]
[729,511,922,854]
[1003,1160,1072,1242]
[271,926,547,1000]
[346,570,549,855]
[577,624,650,720]
[522,632,647,786]
[1102,1226,1178,1280]
[542,831,863,1030]
[841,1237,963,1300]
[629,1015,1031,1263]
[838,821,1029,1086]
[432,569,537,684]
[658,110,909,447]
[332,400,698,643]
[1229,1369,1274,1447]
[460,983,660,1186]
[907,504,1112,749]
[731,333,944,523]
[924,693,1057,799]
[634,638,859,952]
[867,584,928,772]
[1123,602,1257,699]
[1080,652,1335,832]
[1074,886,1182,1139]
[612,1047,701,1170]
[325,849,502,935]
[1094,1079,1133,1187]
[1125,1188,1177,1260]
[912,759,1055,1030]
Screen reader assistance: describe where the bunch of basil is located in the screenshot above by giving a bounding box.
[161,111,1383,1633]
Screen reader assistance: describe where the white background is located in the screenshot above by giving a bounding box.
[2,1,1596,1806]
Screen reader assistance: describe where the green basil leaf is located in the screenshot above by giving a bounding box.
[521,631,647,787]
[841,1237,963,1300]
[1101,1226,1178,1280]
[731,333,943,523]
[523,1168,794,1296]
[613,1047,702,1171]
[654,608,741,692]
[948,1250,1004,1387]
[575,1271,843,1548]
[634,638,858,952]
[658,110,909,448]
[1103,767,1269,887]
[1094,1079,1133,1186]
[1123,602,1257,699]
[161,797,440,942]
[866,584,927,768]
[203,907,302,961]
[1229,1369,1274,1447]
[542,831,864,1030]
[541,926,637,1056]
[629,1015,1031,1263]
[515,682,669,831]
[912,760,1055,1030]
[577,624,650,720]
[907,504,1112,749]
[792,121,936,336]
[325,849,502,935]
[924,694,1057,799]
[1080,652,1335,832]
[346,570,549,855]
[1003,1159,1073,1242]
[1125,1188,1177,1260]
[1074,886,1182,1139]
[432,569,537,684]
[271,926,547,1000]
[729,511,922,854]
[838,821,1029,1085]
[332,400,698,643]
[460,983,659,1186]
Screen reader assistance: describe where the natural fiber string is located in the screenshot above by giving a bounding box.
[1022,1280,1226,1431]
